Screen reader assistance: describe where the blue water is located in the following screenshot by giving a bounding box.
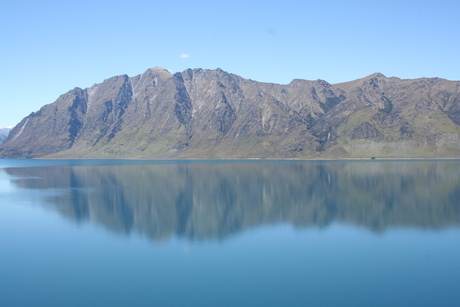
[1,159,460,306]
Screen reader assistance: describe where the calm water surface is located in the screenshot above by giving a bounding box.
[1,159,460,306]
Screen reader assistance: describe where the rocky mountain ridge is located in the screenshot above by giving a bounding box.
[1,68,460,158]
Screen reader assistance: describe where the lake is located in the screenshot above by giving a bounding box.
[1,159,460,306]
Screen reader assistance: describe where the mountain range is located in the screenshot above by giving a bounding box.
[1,68,460,159]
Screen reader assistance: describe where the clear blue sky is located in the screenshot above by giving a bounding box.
[1,0,459,127]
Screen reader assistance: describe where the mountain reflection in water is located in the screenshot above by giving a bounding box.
[6,160,460,241]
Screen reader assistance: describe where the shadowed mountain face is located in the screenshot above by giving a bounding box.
[6,161,460,241]
[1,68,460,158]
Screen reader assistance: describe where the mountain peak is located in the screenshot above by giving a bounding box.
[144,67,172,76]
[334,73,387,91]
[149,67,170,72]
[365,72,386,79]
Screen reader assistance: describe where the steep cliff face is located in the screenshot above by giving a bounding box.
[1,68,460,158]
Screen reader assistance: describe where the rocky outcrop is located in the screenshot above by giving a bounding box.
[1,69,460,158]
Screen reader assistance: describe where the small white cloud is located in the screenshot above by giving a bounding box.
[179,54,190,58]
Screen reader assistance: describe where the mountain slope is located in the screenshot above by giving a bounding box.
[1,69,460,158]
[319,74,460,157]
